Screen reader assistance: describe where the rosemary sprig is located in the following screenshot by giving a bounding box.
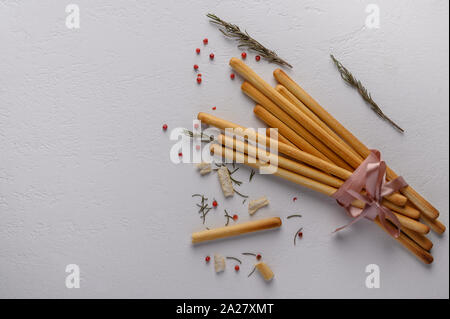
[287,214,302,219]
[183,129,215,142]
[249,169,256,182]
[224,209,235,226]
[192,194,213,224]
[330,54,404,133]
[247,266,256,277]
[230,176,243,187]
[207,13,292,68]
[226,256,242,264]
[234,189,249,199]
[227,167,243,186]
[229,167,239,175]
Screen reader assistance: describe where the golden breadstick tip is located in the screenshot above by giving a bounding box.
[421,214,446,234]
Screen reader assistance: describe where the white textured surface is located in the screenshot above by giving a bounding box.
[0,0,448,298]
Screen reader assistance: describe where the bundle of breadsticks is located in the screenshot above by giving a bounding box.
[200,57,445,264]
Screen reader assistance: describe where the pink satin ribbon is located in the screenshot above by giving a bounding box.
[331,149,408,238]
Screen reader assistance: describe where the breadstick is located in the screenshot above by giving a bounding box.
[375,219,433,264]
[267,128,295,147]
[254,105,409,208]
[256,104,330,162]
[401,228,433,251]
[232,59,435,220]
[276,84,362,159]
[191,217,282,244]
[199,112,407,208]
[254,104,409,209]
[381,200,420,220]
[218,134,416,218]
[273,68,440,221]
[198,112,346,176]
[211,145,429,239]
[421,213,446,235]
[237,61,407,208]
[242,81,352,170]
[230,57,363,168]
[218,134,344,189]
[394,213,429,235]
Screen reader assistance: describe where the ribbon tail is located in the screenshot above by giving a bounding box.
[333,209,369,234]
[378,206,402,238]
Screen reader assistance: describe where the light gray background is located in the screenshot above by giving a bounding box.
[0,0,448,298]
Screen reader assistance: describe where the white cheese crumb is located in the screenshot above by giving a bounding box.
[217,166,234,197]
[196,162,212,175]
[214,254,225,273]
[248,196,269,215]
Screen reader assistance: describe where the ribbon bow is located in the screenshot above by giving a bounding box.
[331,149,408,237]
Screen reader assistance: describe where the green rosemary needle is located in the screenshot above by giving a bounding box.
[241,252,257,257]
[207,13,292,68]
[247,266,257,277]
[330,54,404,133]
[192,194,212,224]
[249,169,256,182]
[224,209,234,226]
[294,227,303,246]
[183,129,214,142]
[226,256,242,264]
[234,189,249,199]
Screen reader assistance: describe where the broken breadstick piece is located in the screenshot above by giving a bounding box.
[214,254,225,273]
[196,162,212,175]
[217,166,234,197]
[255,262,274,281]
[248,196,269,215]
